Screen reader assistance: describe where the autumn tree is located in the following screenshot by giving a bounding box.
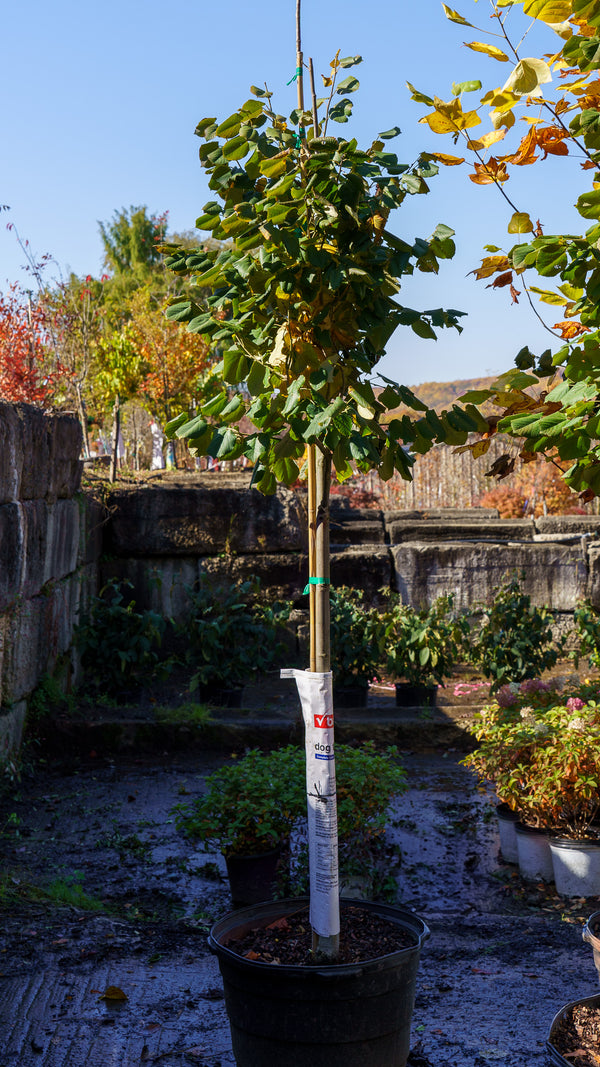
[0,285,59,404]
[128,284,213,425]
[42,273,108,455]
[411,0,600,501]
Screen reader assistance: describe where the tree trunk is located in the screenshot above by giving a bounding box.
[109,394,121,483]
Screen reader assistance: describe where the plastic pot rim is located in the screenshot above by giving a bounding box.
[208,896,430,978]
[547,992,600,1067]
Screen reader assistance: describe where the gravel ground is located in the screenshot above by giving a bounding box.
[0,743,598,1066]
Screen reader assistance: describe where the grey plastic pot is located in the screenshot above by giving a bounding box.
[208,896,430,1067]
[547,992,600,1066]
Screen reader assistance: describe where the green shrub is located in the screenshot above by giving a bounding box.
[571,602,600,671]
[470,575,560,692]
[75,578,167,693]
[173,742,406,861]
[181,575,290,690]
[330,587,387,689]
[383,593,468,687]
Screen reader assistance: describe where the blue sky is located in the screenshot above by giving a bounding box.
[0,0,584,385]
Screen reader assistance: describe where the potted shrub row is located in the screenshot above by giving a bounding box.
[463,683,600,894]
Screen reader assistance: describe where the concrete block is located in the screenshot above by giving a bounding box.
[78,496,106,567]
[100,557,198,623]
[21,500,48,599]
[329,519,385,546]
[586,544,600,609]
[17,405,51,500]
[47,413,83,499]
[330,546,393,604]
[387,519,534,545]
[391,540,587,611]
[0,503,24,612]
[2,596,48,704]
[47,574,82,659]
[384,507,500,523]
[0,403,23,504]
[105,483,307,557]
[535,515,600,536]
[0,701,27,766]
[43,499,80,583]
[199,552,308,605]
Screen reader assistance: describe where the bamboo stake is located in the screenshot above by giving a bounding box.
[295,0,339,960]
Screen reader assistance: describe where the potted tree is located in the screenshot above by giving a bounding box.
[384,593,468,708]
[162,5,485,1059]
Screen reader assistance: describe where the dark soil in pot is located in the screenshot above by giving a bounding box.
[549,998,600,1066]
[225,900,416,965]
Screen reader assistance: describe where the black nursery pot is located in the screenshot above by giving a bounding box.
[547,993,600,1066]
[197,683,243,708]
[225,846,282,908]
[394,682,437,708]
[332,685,368,708]
[208,896,430,1067]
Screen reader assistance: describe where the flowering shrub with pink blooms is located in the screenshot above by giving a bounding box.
[494,678,559,711]
[463,699,600,838]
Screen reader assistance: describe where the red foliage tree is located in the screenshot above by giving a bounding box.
[0,286,59,404]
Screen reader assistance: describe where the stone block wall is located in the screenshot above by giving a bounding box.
[0,402,98,764]
[4,405,600,770]
[100,481,600,625]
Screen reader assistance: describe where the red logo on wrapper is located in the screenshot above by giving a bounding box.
[314,713,334,729]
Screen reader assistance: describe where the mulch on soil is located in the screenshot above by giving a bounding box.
[551,1003,600,1067]
[224,902,417,965]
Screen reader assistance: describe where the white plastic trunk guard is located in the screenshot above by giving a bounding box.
[281,668,340,939]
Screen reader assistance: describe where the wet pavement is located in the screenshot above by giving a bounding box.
[0,730,598,1065]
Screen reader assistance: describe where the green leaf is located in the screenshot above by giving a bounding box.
[259,156,290,179]
[223,135,250,161]
[339,55,363,68]
[451,80,482,95]
[406,82,434,106]
[272,455,299,484]
[175,415,209,440]
[215,113,242,138]
[378,127,402,139]
[201,391,229,417]
[164,412,189,438]
[577,190,600,220]
[223,349,251,384]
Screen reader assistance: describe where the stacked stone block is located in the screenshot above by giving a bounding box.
[0,403,91,761]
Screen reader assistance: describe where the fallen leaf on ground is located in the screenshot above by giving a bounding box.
[99,985,128,1001]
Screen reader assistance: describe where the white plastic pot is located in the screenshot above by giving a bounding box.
[515,823,554,882]
[550,837,600,897]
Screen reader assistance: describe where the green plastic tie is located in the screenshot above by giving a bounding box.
[287,66,303,85]
[303,577,331,595]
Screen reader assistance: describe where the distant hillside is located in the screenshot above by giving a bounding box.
[406,377,496,412]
